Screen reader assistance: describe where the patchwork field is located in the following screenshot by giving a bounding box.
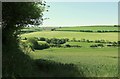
[20,26,119,77]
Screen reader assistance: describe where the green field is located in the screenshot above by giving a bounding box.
[30,47,118,77]
[21,31,118,41]
[64,42,103,47]
[20,26,119,77]
[56,26,119,31]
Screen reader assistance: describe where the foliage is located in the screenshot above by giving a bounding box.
[38,37,46,41]
[90,44,104,48]
[46,38,67,44]
[27,37,49,50]
[64,44,71,47]
[49,44,62,47]
[2,2,46,44]
[35,59,80,77]
[19,40,35,53]
[51,28,56,31]
[38,41,50,49]
[2,2,47,77]
[20,27,42,34]
[27,37,39,50]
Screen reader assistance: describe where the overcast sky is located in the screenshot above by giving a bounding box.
[41,2,118,27]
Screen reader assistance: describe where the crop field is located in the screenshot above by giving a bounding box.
[20,26,119,77]
[56,26,119,32]
[30,48,118,77]
[21,31,118,41]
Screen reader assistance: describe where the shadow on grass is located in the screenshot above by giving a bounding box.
[34,59,85,77]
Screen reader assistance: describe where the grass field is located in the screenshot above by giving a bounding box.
[20,26,119,77]
[56,26,119,31]
[64,42,103,47]
[29,47,118,77]
[21,31,118,41]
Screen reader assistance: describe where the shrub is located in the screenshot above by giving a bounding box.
[81,39,86,42]
[64,38,69,42]
[19,40,35,53]
[64,44,71,47]
[51,28,56,31]
[95,40,101,43]
[90,45,98,48]
[46,38,67,44]
[27,37,39,49]
[38,37,46,41]
[107,44,112,47]
[90,44,104,48]
[27,38,50,50]
[24,37,27,40]
[72,38,76,42]
[97,30,102,33]
[118,41,120,44]
[49,44,61,47]
[97,44,104,47]
[38,42,50,49]
[72,45,81,48]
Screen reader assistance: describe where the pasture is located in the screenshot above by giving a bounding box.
[20,26,119,77]
[21,31,118,41]
[56,26,119,32]
[30,47,118,77]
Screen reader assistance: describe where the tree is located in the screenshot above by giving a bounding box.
[2,2,46,44]
[2,2,47,77]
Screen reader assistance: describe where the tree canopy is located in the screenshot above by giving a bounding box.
[2,2,47,77]
[2,2,47,44]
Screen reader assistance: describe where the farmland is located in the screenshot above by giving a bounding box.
[21,31,118,41]
[29,47,118,77]
[20,26,119,77]
[56,26,119,32]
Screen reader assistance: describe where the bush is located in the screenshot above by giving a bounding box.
[38,37,46,41]
[97,30,102,33]
[27,37,39,49]
[118,41,120,44]
[107,44,112,47]
[46,38,67,44]
[64,44,71,47]
[72,45,82,48]
[97,44,104,47]
[64,38,69,42]
[95,40,101,43]
[38,42,50,49]
[50,44,61,47]
[90,44,98,48]
[51,28,56,31]
[27,37,50,50]
[90,44,104,48]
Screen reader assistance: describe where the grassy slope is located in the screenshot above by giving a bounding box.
[20,26,119,77]
[21,31,118,41]
[30,47,118,77]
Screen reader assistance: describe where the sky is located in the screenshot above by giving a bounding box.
[41,2,118,27]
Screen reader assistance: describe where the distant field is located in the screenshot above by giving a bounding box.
[20,27,42,34]
[56,26,119,32]
[21,31,118,41]
[30,47,118,77]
